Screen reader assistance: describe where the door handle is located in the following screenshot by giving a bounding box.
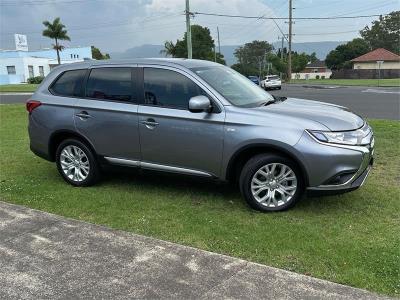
[76,111,91,119]
[141,118,159,129]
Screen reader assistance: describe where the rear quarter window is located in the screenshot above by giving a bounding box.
[49,69,87,97]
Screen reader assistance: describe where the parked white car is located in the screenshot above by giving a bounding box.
[261,75,281,90]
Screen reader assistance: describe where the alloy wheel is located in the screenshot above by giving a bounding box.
[251,163,297,208]
[60,145,90,182]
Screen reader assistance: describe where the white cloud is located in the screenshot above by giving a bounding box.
[140,0,279,46]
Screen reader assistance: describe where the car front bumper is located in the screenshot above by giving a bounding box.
[294,130,374,195]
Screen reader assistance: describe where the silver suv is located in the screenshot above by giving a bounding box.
[27,59,374,212]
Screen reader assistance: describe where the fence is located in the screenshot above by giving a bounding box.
[331,69,400,79]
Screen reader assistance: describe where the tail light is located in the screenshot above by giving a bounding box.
[26,100,41,114]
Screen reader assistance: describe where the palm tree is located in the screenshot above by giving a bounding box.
[42,18,70,65]
[160,40,177,57]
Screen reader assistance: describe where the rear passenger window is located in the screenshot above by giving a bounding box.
[143,68,204,109]
[85,68,133,102]
[50,69,86,97]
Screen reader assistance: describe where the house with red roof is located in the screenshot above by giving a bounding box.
[351,48,400,70]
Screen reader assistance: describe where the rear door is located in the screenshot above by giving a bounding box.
[137,66,225,177]
[74,66,141,162]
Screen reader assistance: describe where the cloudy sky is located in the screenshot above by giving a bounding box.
[0,0,398,53]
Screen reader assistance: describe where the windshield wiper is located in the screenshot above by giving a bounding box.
[259,95,287,107]
[272,95,287,101]
[259,98,277,106]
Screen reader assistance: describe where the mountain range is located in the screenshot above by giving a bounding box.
[110,41,345,66]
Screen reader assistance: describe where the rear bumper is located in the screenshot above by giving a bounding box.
[30,143,52,161]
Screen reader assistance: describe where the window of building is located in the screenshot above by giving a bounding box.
[39,66,44,77]
[28,65,34,78]
[6,66,16,75]
[143,68,203,110]
[77,55,79,58]
[49,69,87,97]
[86,68,133,102]
[70,54,73,59]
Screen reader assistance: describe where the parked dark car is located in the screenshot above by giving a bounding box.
[248,76,260,85]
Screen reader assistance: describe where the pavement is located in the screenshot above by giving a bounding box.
[1,84,399,120]
[0,201,392,300]
[270,84,400,120]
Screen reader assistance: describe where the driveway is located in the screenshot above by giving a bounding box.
[0,201,391,299]
[270,84,400,120]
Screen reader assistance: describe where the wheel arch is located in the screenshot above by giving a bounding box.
[48,130,97,162]
[225,143,309,186]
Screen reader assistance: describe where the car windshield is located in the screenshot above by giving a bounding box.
[266,75,280,80]
[191,66,273,107]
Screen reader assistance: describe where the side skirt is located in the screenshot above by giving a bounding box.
[104,156,213,178]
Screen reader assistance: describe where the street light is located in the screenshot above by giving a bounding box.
[377,60,384,87]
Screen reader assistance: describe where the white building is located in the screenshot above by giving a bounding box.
[292,60,332,80]
[0,34,92,85]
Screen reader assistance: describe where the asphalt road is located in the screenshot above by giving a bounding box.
[270,84,400,120]
[1,84,399,120]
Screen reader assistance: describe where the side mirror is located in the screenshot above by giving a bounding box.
[188,95,212,113]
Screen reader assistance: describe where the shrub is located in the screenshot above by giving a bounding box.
[27,76,44,84]
[321,76,325,79]
[315,75,320,79]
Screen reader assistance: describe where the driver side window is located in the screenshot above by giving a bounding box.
[143,68,205,110]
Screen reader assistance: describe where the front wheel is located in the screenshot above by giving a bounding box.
[239,154,304,212]
[56,139,100,186]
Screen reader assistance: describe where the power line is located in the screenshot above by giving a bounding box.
[193,12,388,20]
[294,30,359,36]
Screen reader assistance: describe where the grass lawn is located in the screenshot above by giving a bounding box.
[0,84,38,93]
[0,104,399,296]
[290,78,400,87]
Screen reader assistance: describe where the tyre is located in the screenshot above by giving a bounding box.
[239,153,304,212]
[56,138,100,186]
[277,86,281,90]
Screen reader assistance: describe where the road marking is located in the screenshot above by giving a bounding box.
[362,89,400,94]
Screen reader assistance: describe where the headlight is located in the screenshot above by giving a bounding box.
[308,123,372,146]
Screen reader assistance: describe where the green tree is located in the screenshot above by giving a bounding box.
[291,52,309,73]
[233,40,273,76]
[160,40,178,57]
[307,52,318,63]
[325,38,370,70]
[162,25,225,64]
[91,46,110,60]
[360,11,400,54]
[42,17,70,65]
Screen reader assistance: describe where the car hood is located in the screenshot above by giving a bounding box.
[260,98,364,131]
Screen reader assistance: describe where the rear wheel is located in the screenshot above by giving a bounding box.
[239,154,304,211]
[56,139,100,186]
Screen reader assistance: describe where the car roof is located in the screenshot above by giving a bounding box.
[54,58,221,72]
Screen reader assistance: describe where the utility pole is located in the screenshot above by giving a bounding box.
[185,0,192,59]
[281,36,284,60]
[217,26,221,54]
[288,0,293,82]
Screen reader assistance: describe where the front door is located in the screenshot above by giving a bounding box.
[74,66,141,161]
[137,67,225,177]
